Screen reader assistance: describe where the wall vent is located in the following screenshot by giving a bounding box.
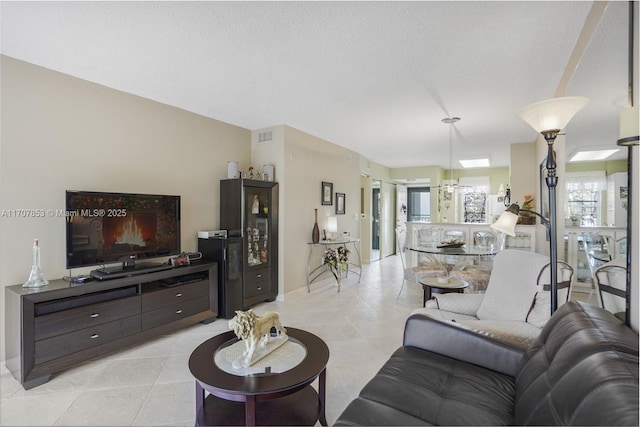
[257,131,273,143]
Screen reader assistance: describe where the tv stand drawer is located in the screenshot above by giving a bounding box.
[35,295,140,340]
[35,316,141,364]
[141,297,210,330]
[142,280,209,312]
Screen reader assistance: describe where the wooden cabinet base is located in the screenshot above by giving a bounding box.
[5,262,218,389]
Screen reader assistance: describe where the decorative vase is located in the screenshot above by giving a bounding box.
[23,239,49,288]
[312,209,320,243]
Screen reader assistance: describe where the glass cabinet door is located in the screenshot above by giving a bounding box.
[244,186,271,268]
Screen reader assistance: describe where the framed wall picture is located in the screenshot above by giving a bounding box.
[336,192,346,215]
[322,182,333,205]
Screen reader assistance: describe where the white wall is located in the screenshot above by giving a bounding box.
[0,56,252,362]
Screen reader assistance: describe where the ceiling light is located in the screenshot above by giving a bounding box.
[569,149,620,162]
[459,158,490,168]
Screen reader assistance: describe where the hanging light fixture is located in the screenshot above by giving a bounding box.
[441,117,460,193]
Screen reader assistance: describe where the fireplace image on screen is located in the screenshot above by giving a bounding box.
[65,191,180,273]
[104,214,158,255]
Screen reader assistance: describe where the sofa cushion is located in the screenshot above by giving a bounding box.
[515,301,639,426]
[336,346,516,426]
[476,250,549,322]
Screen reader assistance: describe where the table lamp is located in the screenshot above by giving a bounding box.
[326,216,338,241]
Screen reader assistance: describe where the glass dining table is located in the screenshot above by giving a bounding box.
[408,244,498,269]
[408,244,498,304]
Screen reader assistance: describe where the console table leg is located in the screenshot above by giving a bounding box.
[245,395,256,426]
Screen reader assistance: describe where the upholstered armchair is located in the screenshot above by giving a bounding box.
[412,249,573,345]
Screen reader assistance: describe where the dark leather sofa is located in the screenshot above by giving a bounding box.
[335,301,639,426]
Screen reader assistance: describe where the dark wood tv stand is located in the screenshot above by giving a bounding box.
[5,261,218,390]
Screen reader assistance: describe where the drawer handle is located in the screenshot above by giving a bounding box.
[257,286,262,291]
[175,293,183,297]
[176,309,183,314]
[256,274,262,278]
[91,334,100,339]
[90,313,100,318]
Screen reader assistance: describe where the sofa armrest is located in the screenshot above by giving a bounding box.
[403,313,527,376]
[424,293,484,316]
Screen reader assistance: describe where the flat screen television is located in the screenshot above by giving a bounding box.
[65,191,181,274]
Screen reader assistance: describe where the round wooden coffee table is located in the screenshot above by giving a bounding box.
[188,327,329,426]
[419,277,468,305]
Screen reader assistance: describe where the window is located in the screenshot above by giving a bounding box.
[565,171,606,226]
[459,176,490,223]
[407,187,431,222]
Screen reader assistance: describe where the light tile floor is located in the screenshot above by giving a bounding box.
[1,254,421,426]
[0,254,594,426]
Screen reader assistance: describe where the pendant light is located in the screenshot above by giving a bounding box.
[441,117,460,193]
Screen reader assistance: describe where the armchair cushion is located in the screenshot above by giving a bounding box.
[476,250,549,322]
[424,293,484,316]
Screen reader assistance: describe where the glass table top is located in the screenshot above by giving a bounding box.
[214,336,307,377]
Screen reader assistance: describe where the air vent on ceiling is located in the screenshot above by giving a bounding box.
[257,131,273,143]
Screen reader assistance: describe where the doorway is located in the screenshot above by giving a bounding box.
[371,180,381,262]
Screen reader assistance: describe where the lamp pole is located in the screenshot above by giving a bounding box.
[516,96,589,315]
[542,131,560,314]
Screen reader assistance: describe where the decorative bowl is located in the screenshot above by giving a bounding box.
[437,241,465,249]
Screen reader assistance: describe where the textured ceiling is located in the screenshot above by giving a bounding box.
[0,1,630,169]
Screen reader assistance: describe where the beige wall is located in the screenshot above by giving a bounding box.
[0,56,252,362]
[281,126,362,293]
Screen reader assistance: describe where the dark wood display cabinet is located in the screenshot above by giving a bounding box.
[218,179,278,311]
[5,262,218,389]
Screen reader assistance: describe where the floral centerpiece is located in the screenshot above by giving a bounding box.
[518,194,536,225]
[323,246,350,283]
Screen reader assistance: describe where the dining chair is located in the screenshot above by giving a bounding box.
[396,226,446,299]
[581,233,614,304]
[594,259,627,321]
[616,236,627,260]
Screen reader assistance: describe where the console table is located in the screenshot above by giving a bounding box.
[5,261,218,389]
[307,239,361,292]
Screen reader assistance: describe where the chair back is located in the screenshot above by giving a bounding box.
[416,226,439,246]
[595,259,627,317]
[616,237,627,259]
[581,233,614,277]
[395,225,407,269]
[525,261,574,327]
[476,250,550,322]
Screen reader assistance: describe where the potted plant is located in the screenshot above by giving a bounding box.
[322,246,350,291]
[517,194,536,225]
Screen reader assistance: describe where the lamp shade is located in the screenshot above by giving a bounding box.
[618,106,639,146]
[517,96,589,133]
[490,204,520,236]
[327,216,338,233]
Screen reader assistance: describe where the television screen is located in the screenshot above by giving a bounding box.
[65,191,181,269]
